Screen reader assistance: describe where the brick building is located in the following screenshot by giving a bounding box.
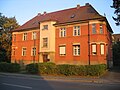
[11,3,113,67]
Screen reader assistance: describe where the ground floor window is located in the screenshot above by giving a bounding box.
[73,45,80,56]
[31,47,36,56]
[59,45,66,56]
[100,44,104,55]
[22,47,27,56]
[92,44,97,55]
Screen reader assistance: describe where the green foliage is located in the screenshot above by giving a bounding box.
[113,41,120,66]
[111,0,120,25]
[26,63,107,76]
[0,62,20,72]
[26,63,38,74]
[0,13,19,62]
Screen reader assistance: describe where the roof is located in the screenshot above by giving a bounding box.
[12,4,113,33]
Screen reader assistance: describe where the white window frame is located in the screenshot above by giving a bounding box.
[59,28,66,37]
[92,44,97,55]
[43,38,48,47]
[100,24,103,34]
[73,45,80,56]
[59,45,66,56]
[100,44,104,55]
[32,32,37,40]
[31,47,36,56]
[92,24,96,34]
[23,33,27,41]
[73,26,80,36]
[42,25,48,30]
[22,47,27,56]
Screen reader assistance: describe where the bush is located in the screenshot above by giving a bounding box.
[26,63,38,74]
[39,62,56,75]
[86,64,107,76]
[26,63,107,76]
[0,62,20,73]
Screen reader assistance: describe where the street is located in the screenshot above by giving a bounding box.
[0,74,120,90]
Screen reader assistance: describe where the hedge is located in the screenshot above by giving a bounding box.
[26,63,107,76]
[0,62,20,73]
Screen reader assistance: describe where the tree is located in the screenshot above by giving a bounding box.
[113,41,120,66]
[0,13,19,62]
[111,0,120,26]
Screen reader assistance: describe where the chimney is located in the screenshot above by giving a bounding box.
[77,4,80,9]
[37,13,41,16]
[43,11,47,15]
[85,3,90,6]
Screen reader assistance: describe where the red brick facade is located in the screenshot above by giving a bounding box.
[11,4,113,66]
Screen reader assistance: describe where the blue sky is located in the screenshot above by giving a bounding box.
[0,0,119,33]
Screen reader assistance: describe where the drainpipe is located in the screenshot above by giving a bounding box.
[88,21,90,65]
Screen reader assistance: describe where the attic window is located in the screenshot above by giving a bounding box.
[71,14,75,18]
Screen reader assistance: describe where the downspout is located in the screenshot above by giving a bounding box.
[88,20,90,65]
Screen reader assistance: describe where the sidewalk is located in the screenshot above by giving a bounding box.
[0,72,120,84]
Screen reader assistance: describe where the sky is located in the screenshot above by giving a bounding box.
[0,0,119,34]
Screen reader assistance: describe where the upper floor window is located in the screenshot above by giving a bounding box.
[13,34,16,41]
[92,44,97,55]
[100,44,104,55]
[31,47,36,56]
[100,24,103,34]
[42,25,48,30]
[73,45,80,56]
[22,47,26,56]
[12,48,15,56]
[92,24,96,34]
[43,38,48,47]
[32,32,37,40]
[59,45,66,56]
[23,33,27,41]
[59,28,66,37]
[73,26,80,36]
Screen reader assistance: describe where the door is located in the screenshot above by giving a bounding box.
[43,54,48,62]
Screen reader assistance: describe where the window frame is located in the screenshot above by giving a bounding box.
[92,44,97,55]
[43,38,48,47]
[42,25,48,30]
[100,44,104,55]
[32,32,37,40]
[59,27,66,37]
[31,47,36,56]
[59,45,66,56]
[92,24,96,34]
[23,33,27,41]
[73,26,80,36]
[73,45,80,56]
[100,24,103,34]
[22,47,27,56]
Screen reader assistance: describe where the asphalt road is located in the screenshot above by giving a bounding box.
[0,74,120,90]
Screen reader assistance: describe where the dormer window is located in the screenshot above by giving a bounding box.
[42,25,48,30]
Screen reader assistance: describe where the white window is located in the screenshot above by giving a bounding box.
[43,38,48,47]
[100,44,104,55]
[13,34,16,41]
[59,28,66,37]
[32,32,37,40]
[42,25,48,30]
[31,47,36,56]
[100,24,103,34]
[92,44,97,55]
[22,47,26,56]
[23,33,27,41]
[73,45,80,56]
[59,46,66,56]
[92,24,96,34]
[73,26,80,36]
[12,48,15,56]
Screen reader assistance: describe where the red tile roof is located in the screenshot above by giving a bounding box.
[13,4,112,32]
